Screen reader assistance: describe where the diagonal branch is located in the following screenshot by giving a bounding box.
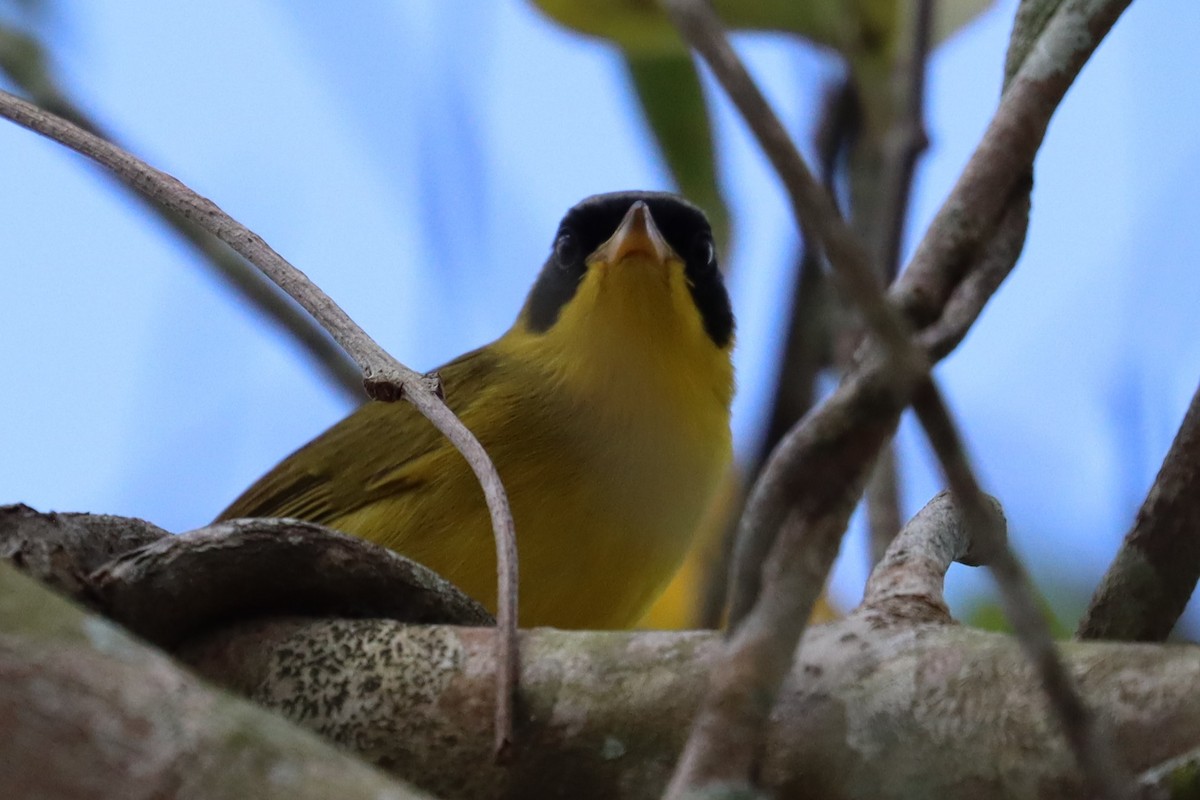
[662,0,1135,797]
[0,88,519,759]
[1078,380,1200,641]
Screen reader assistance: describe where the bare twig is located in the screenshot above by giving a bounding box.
[1078,380,1200,641]
[667,0,921,628]
[0,25,363,403]
[0,89,519,758]
[755,77,855,469]
[891,0,1133,329]
[864,0,929,567]
[860,0,934,568]
[879,0,934,285]
[664,0,1135,796]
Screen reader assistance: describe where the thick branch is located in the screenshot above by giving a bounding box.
[0,506,490,645]
[1079,381,1200,641]
[0,562,431,800]
[0,89,519,755]
[175,615,1200,800]
[6,507,1196,799]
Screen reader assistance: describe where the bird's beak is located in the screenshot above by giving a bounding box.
[593,201,677,266]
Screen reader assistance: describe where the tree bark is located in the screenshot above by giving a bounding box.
[180,614,1200,800]
[0,562,431,800]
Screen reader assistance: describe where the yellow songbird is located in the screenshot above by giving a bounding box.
[218,192,735,629]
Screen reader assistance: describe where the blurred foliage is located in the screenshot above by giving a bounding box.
[962,591,1078,640]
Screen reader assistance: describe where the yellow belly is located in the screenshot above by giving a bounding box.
[335,376,730,630]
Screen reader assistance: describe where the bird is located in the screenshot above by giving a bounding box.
[217,191,735,629]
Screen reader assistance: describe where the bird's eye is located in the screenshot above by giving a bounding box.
[555,232,580,267]
[693,237,716,270]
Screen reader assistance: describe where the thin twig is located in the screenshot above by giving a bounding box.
[879,0,934,286]
[0,24,363,403]
[866,0,933,567]
[1078,380,1200,641]
[892,0,1133,328]
[664,0,1134,797]
[0,88,519,758]
[755,77,855,469]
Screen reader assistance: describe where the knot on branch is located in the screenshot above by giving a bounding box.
[362,367,443,403]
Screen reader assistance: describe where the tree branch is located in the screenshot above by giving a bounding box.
[1078,380,1200,641]
[860,489,1002,621]
[665,356,911,799]
[8,506,1196,799]
[879,0,934,287]
[0,89,519,758]
[864,0,935,567]
[663,0,1135,796]
[694,79,853,629]
[175,614,1200,800]
[892,0,1132,328]
[0,561,433,800]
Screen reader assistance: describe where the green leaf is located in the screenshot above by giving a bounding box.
[530,0,996,57]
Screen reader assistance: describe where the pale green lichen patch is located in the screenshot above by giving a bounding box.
[0,562,112,646]
[601,735,626,760]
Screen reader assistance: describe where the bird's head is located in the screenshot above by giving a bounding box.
[511,191,734,408]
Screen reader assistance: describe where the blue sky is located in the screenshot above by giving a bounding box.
[2,1,1198,624]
